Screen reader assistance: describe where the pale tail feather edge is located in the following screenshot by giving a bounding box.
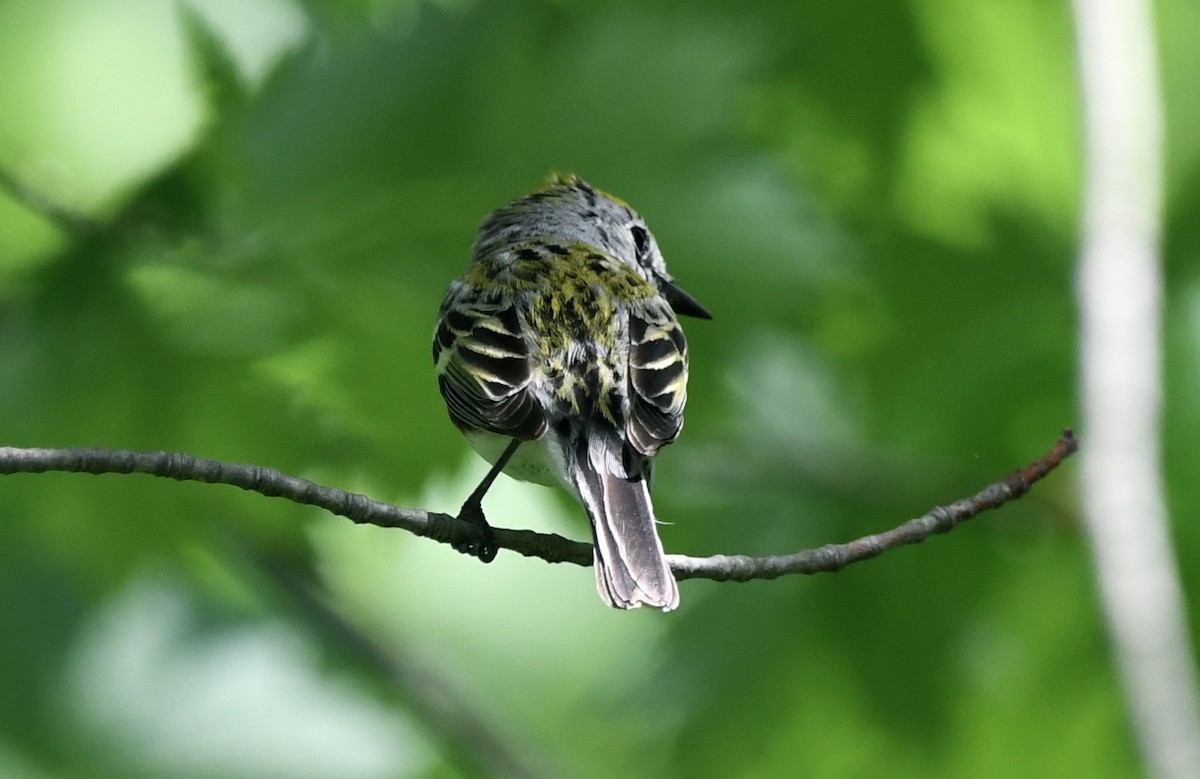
[571,449,679,611]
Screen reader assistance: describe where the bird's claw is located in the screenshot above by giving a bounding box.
[453,499,499,563]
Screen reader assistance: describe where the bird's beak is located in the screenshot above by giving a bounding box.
[659,276,712,320]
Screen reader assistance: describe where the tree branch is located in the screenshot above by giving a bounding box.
[0,429,1076,581]
[1072,0,1200,774]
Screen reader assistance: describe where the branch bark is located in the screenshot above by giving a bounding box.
[0,429,1076,581]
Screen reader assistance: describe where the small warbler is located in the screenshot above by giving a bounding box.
[432,174,709,610]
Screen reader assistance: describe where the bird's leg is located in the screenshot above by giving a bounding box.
[454,438,522,563]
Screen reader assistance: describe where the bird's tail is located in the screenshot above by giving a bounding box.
[569,432,679,611]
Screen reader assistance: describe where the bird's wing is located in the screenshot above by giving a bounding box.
[433,292,547,440]
[627,297,689,456]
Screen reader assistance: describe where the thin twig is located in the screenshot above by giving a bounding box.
[0,430,1076,581]
[669,429,1077,581]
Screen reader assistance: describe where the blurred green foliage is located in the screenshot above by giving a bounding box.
[1,0,1196,776]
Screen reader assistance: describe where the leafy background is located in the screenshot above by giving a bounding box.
[0,0,1195,776]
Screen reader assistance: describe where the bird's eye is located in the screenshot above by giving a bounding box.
[630,225,651,263]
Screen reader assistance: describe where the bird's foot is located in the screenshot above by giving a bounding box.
[453,498,499,563]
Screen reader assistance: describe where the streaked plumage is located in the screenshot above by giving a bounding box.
[433,174,709,610]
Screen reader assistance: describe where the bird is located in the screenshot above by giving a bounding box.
[432,174,710,610]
